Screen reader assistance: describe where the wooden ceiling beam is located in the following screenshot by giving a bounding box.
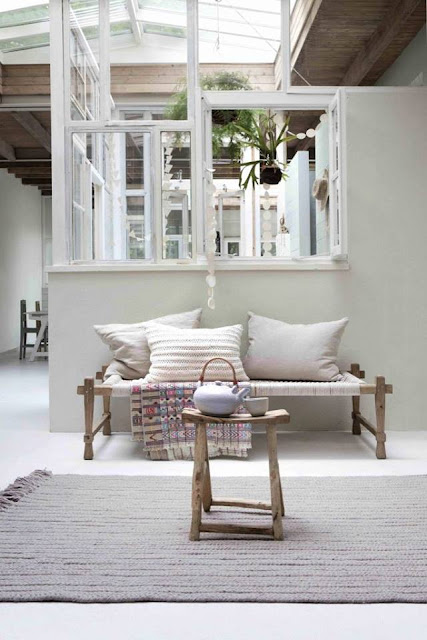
[14,148,51,160]
[0,160,51,167]
[9,167,52,176]
[340,0,423,85]
[11,111,51,154]
[0,138,16,160]
[22,178,52,185]
[290,0,324,69]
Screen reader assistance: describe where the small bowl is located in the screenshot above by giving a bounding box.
[243,397,269,417]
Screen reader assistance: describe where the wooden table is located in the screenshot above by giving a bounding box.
[182,408,290,541]
[27,311,48,362]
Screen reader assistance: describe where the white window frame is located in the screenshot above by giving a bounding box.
[328,89,347,258]
[50,0,348,271]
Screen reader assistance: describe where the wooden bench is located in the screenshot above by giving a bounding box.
[77,363,393,461]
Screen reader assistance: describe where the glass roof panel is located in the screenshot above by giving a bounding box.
[0,0,282,56]
[199,30,276,53]
[144,23,187,38]
[138,0,186,10]
[0,3,49,28]
[0,32,49,53]
[138,0,281,60]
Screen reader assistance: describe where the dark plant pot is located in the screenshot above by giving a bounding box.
[212,109,239,126]
[260,166,282,185]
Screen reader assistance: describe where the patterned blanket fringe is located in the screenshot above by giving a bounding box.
[0,470,52,511]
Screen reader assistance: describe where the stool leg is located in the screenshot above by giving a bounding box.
[279,478,285,517]
[190,424,205,541]
[266,425,284,541]
[201,426,212,513]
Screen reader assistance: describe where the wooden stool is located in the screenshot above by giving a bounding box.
[182,408,290,541]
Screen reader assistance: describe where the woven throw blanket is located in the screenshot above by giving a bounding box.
[130,382,251,460]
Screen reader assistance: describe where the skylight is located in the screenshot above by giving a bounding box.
[0,0,283,59]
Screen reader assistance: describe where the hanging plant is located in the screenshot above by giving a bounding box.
[236,111,296,190]
[164,71,257,163]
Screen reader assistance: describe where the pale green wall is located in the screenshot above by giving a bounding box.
[377,25,426,86]
[0,171,42,353]
[48,90,427,433]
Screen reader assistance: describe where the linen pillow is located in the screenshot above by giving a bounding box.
[94,309,202,380]
[243,313,348,382]
[144,323,249,383]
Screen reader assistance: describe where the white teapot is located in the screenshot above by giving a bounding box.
[193,358,250,417]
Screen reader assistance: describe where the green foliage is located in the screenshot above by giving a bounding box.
[164,71,257,162]
[200,71,253,92]
[235,111,296,189]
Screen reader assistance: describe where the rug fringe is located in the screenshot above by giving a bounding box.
[0,470,52,511]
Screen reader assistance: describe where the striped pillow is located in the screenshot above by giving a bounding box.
[144,324,249,383]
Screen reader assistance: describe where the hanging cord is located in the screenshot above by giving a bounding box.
[214,0,222,51]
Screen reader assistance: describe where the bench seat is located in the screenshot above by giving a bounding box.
[77,364,392,461]
[104,371,365,397]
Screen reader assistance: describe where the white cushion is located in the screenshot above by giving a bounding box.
[94,309,202,380]
[144,324,249,383]
[243,313,348,382]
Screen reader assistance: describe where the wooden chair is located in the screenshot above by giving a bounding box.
[35,301,48,352]
[19,299,43,359]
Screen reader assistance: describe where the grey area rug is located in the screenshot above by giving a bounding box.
[1,471,426,603]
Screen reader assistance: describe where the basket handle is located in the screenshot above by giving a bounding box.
[199,357,238,386]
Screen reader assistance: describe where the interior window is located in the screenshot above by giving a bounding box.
[210,108,330,260]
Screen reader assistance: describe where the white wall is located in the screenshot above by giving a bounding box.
[0,171,43,353]
[48,90,427,434]
[285,151,311,257]
[376,25,426,87]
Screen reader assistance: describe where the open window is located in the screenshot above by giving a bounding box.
[202,95,347,262]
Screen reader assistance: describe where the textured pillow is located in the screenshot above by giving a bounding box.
[94,309,202,380]
[144,324,249,383]
[243,313,348,382]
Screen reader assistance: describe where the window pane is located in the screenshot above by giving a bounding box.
[111,1,188,120]
[125,132,145,190]
[71,131,152,261]
[210,108,330,258]
[127,196,146,259]
[199,0,281,91]
[161,131,192,260]
[69,0,100,121]
[215,192,242,257]
[122,109,166,121]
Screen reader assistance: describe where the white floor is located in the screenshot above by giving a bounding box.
[0,351,426,639]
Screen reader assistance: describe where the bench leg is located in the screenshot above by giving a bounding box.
[350,363,361,435]
[102,366,111,436]
[189,424,205,540]
[375,376,387,460]
[266,424,284,541]
[83,378,94,460]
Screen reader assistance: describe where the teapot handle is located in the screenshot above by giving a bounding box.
[199,357,238,386]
